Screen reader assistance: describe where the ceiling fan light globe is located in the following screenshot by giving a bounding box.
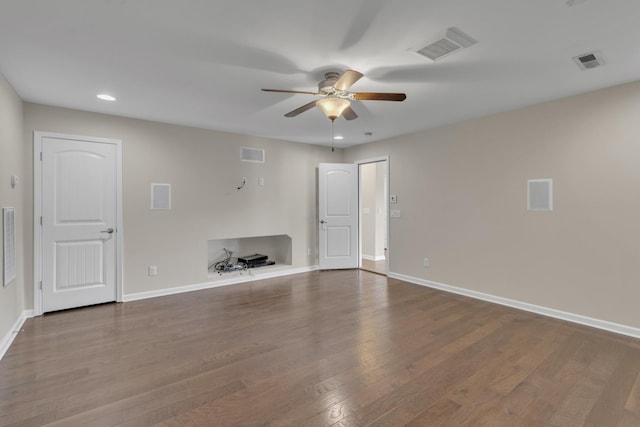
[316,98,350,120]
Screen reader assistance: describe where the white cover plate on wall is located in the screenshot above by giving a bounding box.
[151,183,171,210]
[3,207,16,286]
[240,147,265,163]
[527,179,553,211]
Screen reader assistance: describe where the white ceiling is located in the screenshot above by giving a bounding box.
[1,0,639,147]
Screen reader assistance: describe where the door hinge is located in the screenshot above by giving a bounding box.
[39,281,42,290]
[40,216,43,226]
[40,152,43,161]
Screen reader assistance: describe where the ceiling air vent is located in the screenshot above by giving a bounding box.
[416,27,478,61]
[573,51,605,70]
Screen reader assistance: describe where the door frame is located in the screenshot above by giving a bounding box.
[33,131,124,316]
[355,156,390,274]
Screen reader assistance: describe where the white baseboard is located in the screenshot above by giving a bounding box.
[362,254,386,262]
[0,310,34,361]
[123,265,319,302]
[388,272,640,340]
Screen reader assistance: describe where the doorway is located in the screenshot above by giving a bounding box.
[358,158,388,275]
[33,132,123,314]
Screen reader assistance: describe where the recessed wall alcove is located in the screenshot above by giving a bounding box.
[207,234,292,278]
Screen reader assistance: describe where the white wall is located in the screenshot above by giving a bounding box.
[22,103,341,302]
[374,161,386,258]
[360,162,387,260]
[0,72,25,349]
[345,80,640,330]
[360,162,376,258]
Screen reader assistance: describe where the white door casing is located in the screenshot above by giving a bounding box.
[318,163,358,269]
[34,132,123,314]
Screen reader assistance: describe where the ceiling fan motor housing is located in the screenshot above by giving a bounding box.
[318,72,340,93]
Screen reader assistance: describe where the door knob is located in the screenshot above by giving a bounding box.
[101,228,114,234]
[320,220,327,224]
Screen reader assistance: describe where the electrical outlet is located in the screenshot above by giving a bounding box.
[423,258,430,268]
[390,194,398,204]
[307,248,311,256]
[148,266,158,276]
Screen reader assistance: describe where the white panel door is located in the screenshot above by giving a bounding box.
[41,137,118,312]
[319,163,358,269]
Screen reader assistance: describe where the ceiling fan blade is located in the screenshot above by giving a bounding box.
[352,92,407,101]
[284,100,318,117]
[262,88,320,95]
[342,106,358,121]
[334,70,364,91]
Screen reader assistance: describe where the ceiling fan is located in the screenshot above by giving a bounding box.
[262,70,406,121]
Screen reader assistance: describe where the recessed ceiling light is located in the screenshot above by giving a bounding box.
[333,135,344,140]
[97,93,116,101]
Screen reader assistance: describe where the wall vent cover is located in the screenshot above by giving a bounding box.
[240,147,265,163]
[3,207,16,286]
[151,183,171,210]
[527,179,553,212]
[573,51,605,70]
[416,27,478,61]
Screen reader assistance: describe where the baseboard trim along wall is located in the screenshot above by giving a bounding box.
[388,272,640,340]
[0,310,34,361]
[123,265,319,302]
[362,254,386,262]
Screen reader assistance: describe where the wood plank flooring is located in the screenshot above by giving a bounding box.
[1,270,640,426]
[360,259,387,276]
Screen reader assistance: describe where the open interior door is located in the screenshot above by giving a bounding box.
[318,163,358,269]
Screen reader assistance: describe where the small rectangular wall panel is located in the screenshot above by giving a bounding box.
[55,240,104,290]
[528,179,553,211]
[151,183,171,210]
[240,147,265,163]
[3,207,16,286]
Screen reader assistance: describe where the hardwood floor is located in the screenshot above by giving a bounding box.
[1,270,640,426]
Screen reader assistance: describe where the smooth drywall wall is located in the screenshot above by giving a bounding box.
[375,161,386,258]
[360,161,387,260]
[360,162,376,258]
[0,73,25,341]
[344,80,640,329]
[23,103,341,304]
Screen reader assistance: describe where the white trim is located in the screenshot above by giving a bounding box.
[0,310,34,360]
[388,272,640,340]
[362,254,386,261]
[123,265,319,302]
[33,131,124,314]
[354,155,390,166]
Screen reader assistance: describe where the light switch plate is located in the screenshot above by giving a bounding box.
[390,194,398,204]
